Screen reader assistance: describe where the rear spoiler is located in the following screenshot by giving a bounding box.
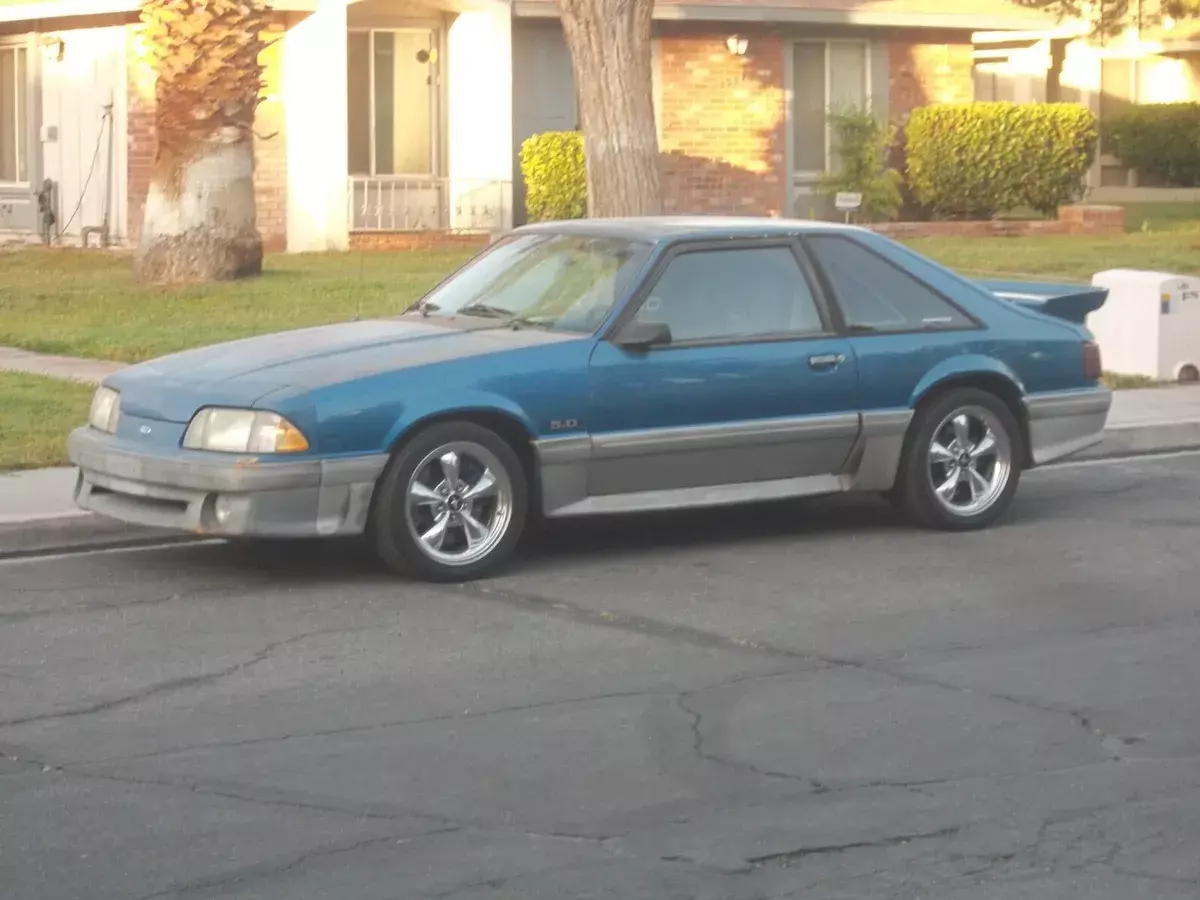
[975,279,1109,325]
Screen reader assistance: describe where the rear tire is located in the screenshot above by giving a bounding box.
[371,421,529,581]
[893,387,1023,531]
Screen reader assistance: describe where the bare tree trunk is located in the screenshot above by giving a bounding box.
[557,0,662,217]
[133,0,269,284]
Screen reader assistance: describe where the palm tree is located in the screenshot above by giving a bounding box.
[133,0,270,284]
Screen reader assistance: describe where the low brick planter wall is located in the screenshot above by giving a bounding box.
[872,204,1126,239]
[349,231,494,252]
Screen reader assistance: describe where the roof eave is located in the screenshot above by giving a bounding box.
[512,1,1057,31]
[0,0,317,25]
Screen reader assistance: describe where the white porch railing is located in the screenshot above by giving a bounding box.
[348,176,511,232]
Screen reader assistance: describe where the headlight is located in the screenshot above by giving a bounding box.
[89,386,121,434]
[182,408,310,454]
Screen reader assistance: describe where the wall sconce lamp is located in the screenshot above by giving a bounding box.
[40,35,65,62]
[725,35,748,56]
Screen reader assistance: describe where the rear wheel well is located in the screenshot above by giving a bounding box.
[913,375,1032,468]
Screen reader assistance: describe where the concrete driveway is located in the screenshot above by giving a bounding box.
[2,452,1199,899]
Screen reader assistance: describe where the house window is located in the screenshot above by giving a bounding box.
[791,40,869,176]
[0,43,28,184]
[347,29,438,177]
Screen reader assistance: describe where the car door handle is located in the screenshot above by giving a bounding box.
[808,353,846,370]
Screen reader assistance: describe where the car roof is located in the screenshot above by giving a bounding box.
[511,216,867,244]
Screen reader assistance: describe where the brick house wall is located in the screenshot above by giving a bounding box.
[654,28,974,219]
[888,38,975,122]
[125,19,288,251]
[658,29,788,218]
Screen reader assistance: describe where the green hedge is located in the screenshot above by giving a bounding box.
[519,131,587,221]
[1104,103,1200,188]
[905,103,1098,219]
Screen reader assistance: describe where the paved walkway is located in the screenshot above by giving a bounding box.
[0,346,126,385]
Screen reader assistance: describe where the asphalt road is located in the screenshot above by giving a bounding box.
[3,452,1200,900]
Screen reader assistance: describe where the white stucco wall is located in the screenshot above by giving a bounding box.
[447,1,513,230]
[38,25,129,242]
[284,0,349,252]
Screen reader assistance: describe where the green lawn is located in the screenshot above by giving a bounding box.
[907,228,1200,282]
[0,372,93,472]
[0,248,474,363]
[4,229,1200,365]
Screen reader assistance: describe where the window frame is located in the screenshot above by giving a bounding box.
[346,25,442,179]
[0,38,30,188]
[787,38,872,181]
[604,236,841,351]
[799,233,985,337]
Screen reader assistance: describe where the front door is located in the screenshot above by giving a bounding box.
[586,240,860,506]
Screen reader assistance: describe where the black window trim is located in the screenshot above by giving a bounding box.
[602,236,843,351]
[799,233,986,337]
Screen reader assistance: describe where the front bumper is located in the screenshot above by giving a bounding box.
[68,427,388,538]
[1023,387,1113,466]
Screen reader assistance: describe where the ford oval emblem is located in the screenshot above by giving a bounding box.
[139,425,152,435]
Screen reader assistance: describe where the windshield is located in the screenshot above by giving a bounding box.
[414,232,652,333]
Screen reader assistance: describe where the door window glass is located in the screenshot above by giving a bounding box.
[633,246,825,343]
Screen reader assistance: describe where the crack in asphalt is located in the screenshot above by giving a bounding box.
[454,581,1130,766]
[675,693,826,792]
[131,826,462,900]
[0,625,359,730]
[746,825,963,866]
[51,665,803,767]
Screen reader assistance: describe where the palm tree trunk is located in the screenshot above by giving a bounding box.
[133,0,270,284]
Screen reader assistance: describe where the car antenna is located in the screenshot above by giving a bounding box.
[354,250,365,321]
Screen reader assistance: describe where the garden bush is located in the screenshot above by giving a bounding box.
[519,131,587,221]
[1104,103,1200,188]
[905,103,1098,219]
[816,105,903,222]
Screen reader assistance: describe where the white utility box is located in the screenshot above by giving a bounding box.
[1088,269,1200,383]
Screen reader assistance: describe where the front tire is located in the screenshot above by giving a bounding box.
[371,422,529,581]
[893,388,1023,531]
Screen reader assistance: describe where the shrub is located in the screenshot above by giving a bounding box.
[1104,103,1200,188]
[816,105,903,222]
[519,131,587,221]
[905,102,1098,219]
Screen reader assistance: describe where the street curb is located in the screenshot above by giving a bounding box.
[2,420,1199,560]
[0,515,192,562]
[1074,420,1200,461]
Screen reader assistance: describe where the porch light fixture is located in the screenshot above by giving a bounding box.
[40,35,65,62]
[725,35,748,56]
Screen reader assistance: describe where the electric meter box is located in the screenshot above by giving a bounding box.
[1088,269,1200,383]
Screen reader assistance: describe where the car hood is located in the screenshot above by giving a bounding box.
[106,317,579,423]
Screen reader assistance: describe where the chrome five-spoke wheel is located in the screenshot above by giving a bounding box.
[372,421,529,581]
[406,443,514,567]
[926,406,1012,518]
[893,387,1024,531]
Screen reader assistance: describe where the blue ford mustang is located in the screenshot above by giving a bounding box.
[70,217,1112,581]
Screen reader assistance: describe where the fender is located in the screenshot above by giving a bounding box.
[383,389,540,451]
[908,354,1027,409]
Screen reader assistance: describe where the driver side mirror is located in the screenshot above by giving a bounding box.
[615,320,672,351]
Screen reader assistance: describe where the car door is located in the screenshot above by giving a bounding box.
[586,238,861,504]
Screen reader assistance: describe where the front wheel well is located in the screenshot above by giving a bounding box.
[913,374,1032,468]
[384,409,540,503]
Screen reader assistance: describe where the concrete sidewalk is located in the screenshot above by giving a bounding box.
[2,385,1198,556]
[0,346,126,385]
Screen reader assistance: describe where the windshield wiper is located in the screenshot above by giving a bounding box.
[454,302,514,320]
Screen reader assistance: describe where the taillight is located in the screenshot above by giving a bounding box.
[1083,340,1102,382]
